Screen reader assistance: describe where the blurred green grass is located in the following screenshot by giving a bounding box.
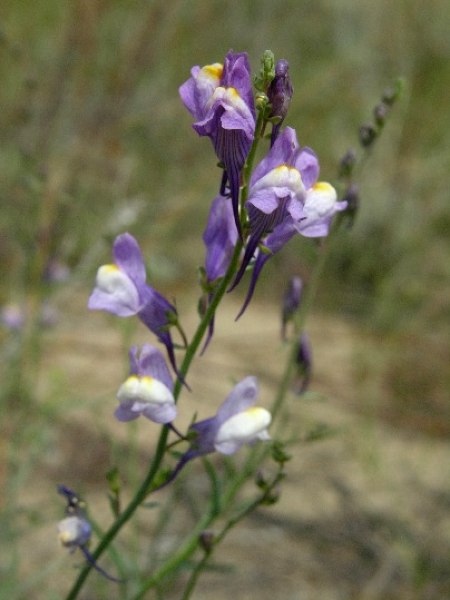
[0,0,449,598]
[1,0,448,322]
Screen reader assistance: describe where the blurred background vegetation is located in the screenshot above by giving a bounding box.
[0,0,449,598]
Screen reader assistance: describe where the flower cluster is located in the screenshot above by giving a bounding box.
[185,52,346,320]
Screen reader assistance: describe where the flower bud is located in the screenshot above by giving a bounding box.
[373,102,389,127]
[293,333,312,394]
[341,184,360,227]
[267,59,293,145]
[359,123,377,147]
[199,530,215,552]
[254,49,275,92]
[381,78,404,106]
[281,276,303,340]
[338,149,357,179]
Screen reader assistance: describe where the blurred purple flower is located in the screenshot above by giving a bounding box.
[1,303,25,331]
[115,344,176,424]
[294,333,312,394]
[180,51,256,235]
[88,233,179,375]
[58,515,92,551]
[231,127,346,317]
[281,276,303,340]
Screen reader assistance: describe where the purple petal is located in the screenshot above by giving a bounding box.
[87,270,140,316]
[189,416,219,455]
[134,344,173,392]
[203,195,238,282]
[222,51,255,119]
[128,346,140,375]
[294,147,320,189]
[236,221,297,319]
[216,376,259,424]
[137,288,176,336]
[178,66,202,118]
[112,233,147,289]
[114,405,140,422]
[251,127,299,185]
[247,189,281,214]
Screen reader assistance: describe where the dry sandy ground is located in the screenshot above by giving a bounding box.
[10,293,450,599]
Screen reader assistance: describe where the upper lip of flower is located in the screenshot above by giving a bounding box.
[250,164,305,197]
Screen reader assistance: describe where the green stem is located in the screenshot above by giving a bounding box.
[64,243,243,600]
[181,468,285,600]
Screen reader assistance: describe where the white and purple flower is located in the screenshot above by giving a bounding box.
[157,377,271,489]
[88,233,179,375]
[115,344,176,424]
[188,376,271,456]
[232,127,346,317]
[180,51,256,235]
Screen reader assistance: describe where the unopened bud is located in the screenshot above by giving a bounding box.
[382,78,404,106]
[343,184,360,212]
[199,530,215,552]
[268,59,293,146]
[359,123,377,147]
[294,333,312,395]
[338,149,357,179]
[281,276,302,340]
[373,103,389,127]
[254,50,275,93]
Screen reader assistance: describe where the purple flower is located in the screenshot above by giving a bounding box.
[88,233,179,375]
[200,194,238,351]
[267,59,293,146]
[115,345,176,424]
[203,194,238,283]
[231,128,345,317]
[189,376,271,456]
[1,303,25,331]
[179,51,256,235]
[156,377,271,489]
